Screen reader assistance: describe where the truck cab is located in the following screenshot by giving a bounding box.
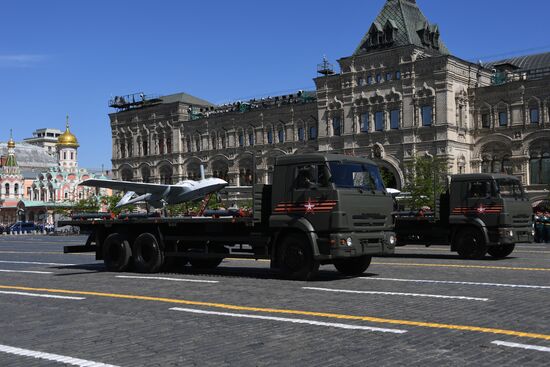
[448,174,534,258]
[268,154,396,276]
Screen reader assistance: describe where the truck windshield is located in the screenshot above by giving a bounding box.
[328,162,385,191]
[495,178,527,199]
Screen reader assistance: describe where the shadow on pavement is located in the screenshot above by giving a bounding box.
[51,262,378,282]
[378,253,518,261]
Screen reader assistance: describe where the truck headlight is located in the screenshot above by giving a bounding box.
[388,235,397,246]
[346,237,353,247]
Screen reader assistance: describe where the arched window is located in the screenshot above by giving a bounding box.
[298,127,305,141]
[14,183,19,195]
[166,137,172,154]
[141,166,151,183]
[5,183,10,196]
[277,126,285,143]
[530,141,550,184]
[309,125,318,140]
[159,165,173,185]
[267,128,273,144]
[195,136,201,152]
[238,131,244,147]
[248,131,255,146]
[186,136,192,153]
[332,117,341,136]
[142,139,148,156]
[211,133,217,150]
[481,143,513,174]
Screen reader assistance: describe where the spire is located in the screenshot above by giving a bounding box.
[7,129,15,149]
[354,0,449,56]
[66,114,70,130]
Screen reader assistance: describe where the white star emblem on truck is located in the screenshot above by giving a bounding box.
[304,199,315,214]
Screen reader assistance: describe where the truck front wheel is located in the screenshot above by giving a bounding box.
[103,233,131,272]
[487,244,515,259]
[278,234,319,280]
[333,256,372,276]
[132,233,164,273]
[455,228,487,260]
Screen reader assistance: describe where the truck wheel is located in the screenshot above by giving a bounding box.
[487,244,515,259]
[132,233,164,273]
[333,256,372,276]
[278,234,319,280]
[189,258,223,269]
[103,233,131,272]
[455,228,487,260]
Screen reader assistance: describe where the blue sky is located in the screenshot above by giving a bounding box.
[1,0,549,169]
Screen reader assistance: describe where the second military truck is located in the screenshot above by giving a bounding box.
[63,154,397,280]
[395,173,534,259]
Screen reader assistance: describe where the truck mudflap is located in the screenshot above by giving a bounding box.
[319,231,396,260]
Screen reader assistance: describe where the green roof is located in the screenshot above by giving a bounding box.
[354,0,450,56]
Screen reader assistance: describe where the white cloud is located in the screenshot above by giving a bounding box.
[0,54,48,67]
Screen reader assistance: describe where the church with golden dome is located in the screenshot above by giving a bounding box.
[0,117,111,226]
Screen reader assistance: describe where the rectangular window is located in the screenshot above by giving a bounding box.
[332,117,341,136]
[267,131,273,144]
[481,113,490,128]
[386,73,392,81]
[530,108,540,124]
[395,71,401,80]
[367,76,373,85]
[421,106,433,126]
[309,126,318,140]
[361,113,369,133]
[278,129,285,143]
[238,134,244,147]
[248,133,254,146]
[390,109,400,129]
[376,74,382,83]
[499,111,508,127]
[375,111,384,131]
[298,127,305,141]
[357,78,365,86]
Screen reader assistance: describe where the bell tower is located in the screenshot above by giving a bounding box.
[56,115,79,172]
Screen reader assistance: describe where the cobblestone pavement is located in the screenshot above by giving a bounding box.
[0,235,549,366]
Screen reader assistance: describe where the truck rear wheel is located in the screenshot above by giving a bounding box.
[132,233,164,273]
[333,256,372,276]
[103,233,131,272]
[487,244,515,259]
[278,234,319,280]
[455,228,487,260]
[189,258,223,269]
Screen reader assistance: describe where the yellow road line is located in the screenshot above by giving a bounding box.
[402,247,550,254]
[1,284,549,341]
[372,262,550,271]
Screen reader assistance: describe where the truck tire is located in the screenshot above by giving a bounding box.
[333,256,372,276]
[455,228,487,260]
[103,233,131,272]
[278,234,319,280]
[132,233,164,273]
[487,244,515,259]
[189,258,223,269]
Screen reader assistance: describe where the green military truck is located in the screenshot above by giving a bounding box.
[395,173,534,259]
[62,154,396,280]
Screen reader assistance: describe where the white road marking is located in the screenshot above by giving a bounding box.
[0,344,119,366]
[302,287,488,301]
[0,260,76,266]
[0,290,85,300]
[170,307,407,334]
[492,340,550,353]
[0,269,53,274]
[361,277,550,290]
[116,275,219,283]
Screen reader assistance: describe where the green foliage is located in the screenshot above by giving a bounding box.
[403,155,448,210]
[73,196,100,213]
[101,194,135,215]
[380,167,397,189]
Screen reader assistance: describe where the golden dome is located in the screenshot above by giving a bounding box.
[7,129,15,148]
[57,115,79,148]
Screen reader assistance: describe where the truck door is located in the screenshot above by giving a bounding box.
[291,164,334,226]
[464,180,499,225]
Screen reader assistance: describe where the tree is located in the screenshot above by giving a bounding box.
[73,196,100,213]
[101,194,135,215]
[403,155,448,210]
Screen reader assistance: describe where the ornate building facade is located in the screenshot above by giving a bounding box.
[109,0,550,202]
[0,120,110,225]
